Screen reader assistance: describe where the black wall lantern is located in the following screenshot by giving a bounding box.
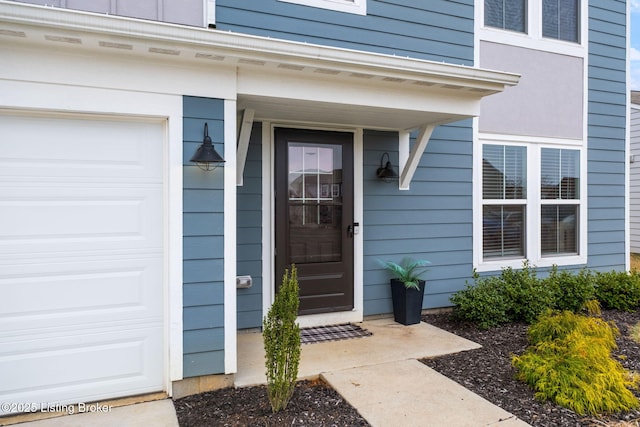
[191,123,225,171]
[376,152,398,183]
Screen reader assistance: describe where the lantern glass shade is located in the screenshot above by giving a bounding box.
[191,123,225,171]
[376,152,397,182]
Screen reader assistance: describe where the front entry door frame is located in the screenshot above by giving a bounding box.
[262,122,364,328]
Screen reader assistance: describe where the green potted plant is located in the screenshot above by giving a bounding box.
[380,258,431,325]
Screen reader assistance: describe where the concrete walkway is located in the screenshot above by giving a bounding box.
[6,318,529,427]
[237,317,530,426]
[1,400,178,427]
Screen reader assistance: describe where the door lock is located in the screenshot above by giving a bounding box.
[347,222,360,237]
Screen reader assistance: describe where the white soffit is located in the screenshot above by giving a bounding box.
[0,1,520,129]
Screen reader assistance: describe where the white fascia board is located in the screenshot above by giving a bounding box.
[0,1,519,93]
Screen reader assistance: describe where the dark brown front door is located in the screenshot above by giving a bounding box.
[275,128,354,315]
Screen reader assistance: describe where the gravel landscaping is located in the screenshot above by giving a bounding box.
[174,309,640,427]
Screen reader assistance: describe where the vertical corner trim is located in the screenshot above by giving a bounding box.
[206,0,216,27]
[236,108,255,186]
[399,124,435,190]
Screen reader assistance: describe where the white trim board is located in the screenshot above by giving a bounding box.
[0,81,184,393]
[261,123,364,329]
[223,99,238,374]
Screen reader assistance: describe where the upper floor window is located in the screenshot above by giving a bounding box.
[485,0,526,33]
[481,0,583,50]
[278,0,366,15]
[542,0,579,42]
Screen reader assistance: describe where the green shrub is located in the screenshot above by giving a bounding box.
[501,261,554,324]
[450,264,636,329]
[512,311,639,415]
[526,309,616,348]
[544,266,595,313]
[263,266,301,412]
[450,273,509,329]
[594,271,640,312]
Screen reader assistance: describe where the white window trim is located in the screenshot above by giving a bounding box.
[476,0,587,58]
[474,134,587,272]
[278,0,367,15]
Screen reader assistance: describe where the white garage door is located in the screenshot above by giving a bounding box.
[0,113,165,414]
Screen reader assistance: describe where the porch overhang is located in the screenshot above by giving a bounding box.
[232,41,520,129]
[0,1,519,132]
[233,42,520,188]
[0,1,519,150]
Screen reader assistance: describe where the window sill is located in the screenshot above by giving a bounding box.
[475,254,587,273]
[278,0,367,15]
[479,27,585,58]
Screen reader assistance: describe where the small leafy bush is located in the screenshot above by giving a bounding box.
[526,308,615,348]
[544,266,595,313]
[263,266,301,413]
[501,261,554,324]
[512,311,639,415]
[379,257,430,290]
[594,271,640,312]
[450,273,509,329]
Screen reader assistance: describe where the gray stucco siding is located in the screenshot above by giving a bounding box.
[12,0,204,27]
[182,96,226,377]
[479,42,584,139]
[215,0,474,65]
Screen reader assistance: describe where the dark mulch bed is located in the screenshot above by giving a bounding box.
[175,310,640,427]
[174,378,370,427]
[422,309,640,427]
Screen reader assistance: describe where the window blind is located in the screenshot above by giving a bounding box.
[541,148,579,200]
[485,0,526,33]
[543,0,579,42]
[483,145,527,200]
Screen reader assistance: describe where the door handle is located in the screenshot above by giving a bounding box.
[347,222,359,238]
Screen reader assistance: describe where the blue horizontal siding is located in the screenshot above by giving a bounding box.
[183,282,224,307]
[184,305,224,330]
[184,329,225,353]
[216,0,474,65]
[183,96,226,377]
[362,123,473,315]
[237,123,264,330]
[184,236,225,259]
[586,0,627,272]
[183,213,224,236]
[183,352,225,378]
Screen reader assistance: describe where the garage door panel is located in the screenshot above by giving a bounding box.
[0,112,165,410]
[0,115,163,180]
[1,257,163,332]
[0,185,162,256]
[0,327,163,415]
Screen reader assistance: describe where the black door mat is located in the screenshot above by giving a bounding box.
[300,323,372,345]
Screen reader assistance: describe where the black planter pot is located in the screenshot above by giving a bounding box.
[390,279,425,325]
